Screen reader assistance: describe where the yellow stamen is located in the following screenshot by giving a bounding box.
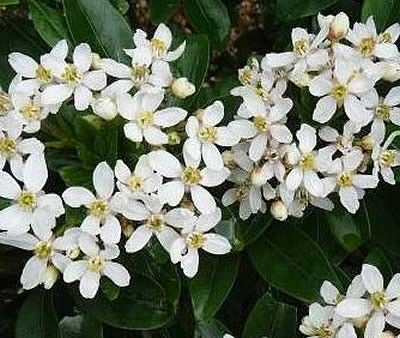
[34,241,52,259]
[137,110,154,128]
[337,172,353,187]
[0,137,17,158]
[186,231,205,249]
[146,214,164,231]
[359,37,376,56]
[89,199,109,218]
[18,191,37,210]
[128,175,144,191]
[299,153,315,170]
[36,65,52,82]
[182,167,202,185]
[61,64,81,85]
[198,125,218,143]
[87,256,104,272]
[331,84,347,101]
[253,116,270,132]
[293,39,309,56]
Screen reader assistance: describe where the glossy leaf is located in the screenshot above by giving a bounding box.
[242,292,297,338]
[365,247,393,281]
[0,0,19,5]
[362,0,394,31]
[276,0,341,21]
[59,315,103,338]
[62,0,133,61]
[16,290,59,338]
[28,0,68,47]
[149,0,179,24]
[189,254,239,321]
[184,0,230,48]
[194,319,229,338]
[248,222,342,302]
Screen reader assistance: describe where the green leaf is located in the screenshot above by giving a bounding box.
[195,319,228,338]
[240,213,274,246]
[365,247,393,281]
[242,292,297,338]
[62,0,133,62]
[184,0,230,48]
[149,0,179,24]
[189,254,239,321]
[167,34,210,109]
[361,0,394,31]
[0,0,19,4]
[109,0,130,14]
[248,222,342,302]
[58,165,93,188]
[16,290,59,338]
[59,315,103,338]
[276,0,341,21]
[28,0,68,47]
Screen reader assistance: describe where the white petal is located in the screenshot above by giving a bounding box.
[73,43,91,72]
[154,108,187,127]
[0,205,31,233]
[125,225,152,252]
[74,85,92,111]
[124,122,143,142]
[103,262,130,287]
[335,298,372,318]
[309,74,333,97]
[320,281,340,305]
[156,226,179,251]
[297,124,316,153]
[249,134,268,162]
[0,171,20,199]
[63,261,88,283]
[20,256,46,290]
[79,271,100,299]
[203,234,231,254]
[352,175,377,189]
[41,84,73,106]
[339,186,359,214]
[344,95,372,126]
[364,312,385,338]
[93,161,114,199]
[181,248,199,278]
[31,207,54,240]
[313,96,337,124]
[190,185,216,214]
[23,154,48,193]
[81,215,101,235]
[0,232,37,250]
[102,59,131,78]
[183,138,201,168]
[100,216,121,244]
[8,53,38,77]
[228,120,257,139]
[83,70,107,91]
[148,150,182,178]
[62,187,96,207]
[202,101,224,126]
[202,143,224,170]
[387,300,400,317]
[270,124,292,143]
[195,208,222,232]
[286,167,303,191]
[200,167,229,187]
[78,232,99,257]
[143,126,169,145]
[304,170,324,197]
[215,126,240,147]
[362,264,384,293]
[158,181,185,206]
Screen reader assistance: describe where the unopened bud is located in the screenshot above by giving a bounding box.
[353,316,368,329]
[168,131,181,145]
[171,77,196,99]
[67,247,80,259]
[379,61,400,82]
[329,12,350,41]
[270,200,288,221]
[251,167,268,187]
[361,135,375,151]
[43,265,59,289]
[380,332,395,338]
[91,96,118,120]
[91,53,103,70]
[291,72,311,88]
[222,150,237,169]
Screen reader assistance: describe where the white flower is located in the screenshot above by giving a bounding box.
[183,101,240,170]
[264,27,329,78]
[0,154,64,235]
[149,150,230,214]
[372,132,400,184]
[321,149,378,213]
[8,40,68,90]
[318,12,350,42]
[0,120,44,179]
[318,121,358,156]
[63,233,130,299]
[0,227,71,290]
[361,87,400,144]
[62,161,127,244]
[286,124,325,197]
[102,46,172,89]
[336,264,400,338]
[91,80,132,120]
[118,89,187,145]
[132,23,186,61]
[309,58,375,125]
[170,208,231,278]
[171,77,196,99]
[321,275,366,306]
[41,43,107,110]
[347,17,400,60]
[125,196,192,253]
[115,156,162,198]
[229,92,293,162]
[299,303,339,338]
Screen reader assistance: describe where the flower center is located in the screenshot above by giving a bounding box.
[253,116,270,132]
[293,39,309,56]
[182,167,202,185]
[331,84,347,101]
[146,214,165,231]
[151,38,167,57]
[235,184,249,201]
[137,110,154,128]
[87,256,104,272]
[128,175,144,191]
[34,241,53,259]
[0,91,11,115]
[35,65,52,82]
[61,64,81,85]
[378,31,392,43]
[337,172,353,187]
[18,190,37,210]
[239,67,254,85]
[316,325,334,338]
[359,37,376,56]
[380,150,396,167]
[198,125,218,143]
[255,84,271,102]
[0,136,17,158]
[186,231,205,249]
[89,199,109,218]
[131,65,150,84]
[375,103,391,121]
[370,291,387,309]
[21,104,40,120]
[299,153,315,170]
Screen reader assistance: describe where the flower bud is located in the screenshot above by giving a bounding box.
[43,265,59,289]
[91,53,103,70]
[329,12,350,41]
[379,61,400,82]
[121,219,134,238]
[222,150,237,169]
[250,167,268,187]
[168,131,182,145]
[171,77,196,99]
[67,247,80,259]
[380,332,395,338]
[361,135,375,151]
[353,316,368,329]
[270,200,288,221]
[91,96,118,120]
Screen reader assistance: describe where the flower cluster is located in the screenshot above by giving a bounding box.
[0,13,400,302]
[300,264,400,338]
[224,12,400,220]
